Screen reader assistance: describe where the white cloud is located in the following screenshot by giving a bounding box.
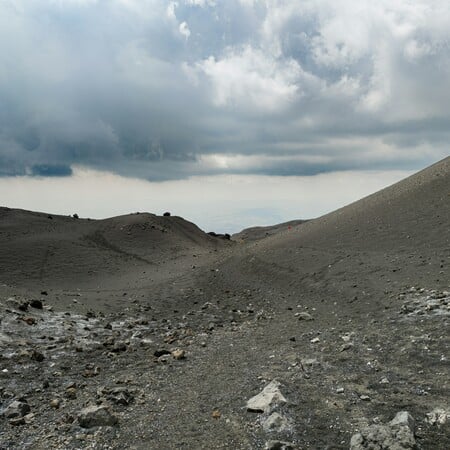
[185,0,216,7]
[179,21,191,39]
[0,0,449,181]
[166,1,178,20]
[194,46,305,112]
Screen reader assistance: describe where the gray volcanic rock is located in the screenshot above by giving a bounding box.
[1,400,31,419]
[247,380,287,413]
[78,405,118,428]
[265,441,297,450]
[262,412,291,433]
[350,411,416,450]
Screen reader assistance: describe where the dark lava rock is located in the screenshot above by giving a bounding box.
[30,299,43,309]
[31,350,45,362]
[18,302,28,312]
[154,349,171,357]
[111,342,127,353]
[265,441,297,450]
[9,417,26,426]
[105,387,134,406]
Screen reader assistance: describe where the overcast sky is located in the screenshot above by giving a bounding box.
[0,1,449,231]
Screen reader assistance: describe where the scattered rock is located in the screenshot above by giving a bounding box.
[105,387,134,406]
[30,299,43,309]
[23,317,36,325]
[301,358,320,368]
[31,350,45,362]
[390,411,415,429]
[247,380,287,413]
[350,411,416,450]
[9,417,25,426]
[262,412,291,433]
[82,366,101,378]
[340,342,354,352]
[296,312,313,321]
[265,441,296,450]
[1,400,31,419]
[18,302,28,311]
[154,349,171,358]
[171,349,186,360]
[65,387,77,399]
[426,408,449,426]
[77,405,118,428]
[50,399,61,409]
[111,342,127,353]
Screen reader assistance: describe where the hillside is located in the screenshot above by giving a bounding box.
[232,220,307,242]
[0,209,229,309]
[0,157,449,449]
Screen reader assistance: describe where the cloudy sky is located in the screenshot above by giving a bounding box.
[0,0,449,231]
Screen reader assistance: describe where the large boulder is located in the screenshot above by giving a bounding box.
[1,400,31,419]
[247,380,287,414]
[350,411,416,450]
[77,405,118,428]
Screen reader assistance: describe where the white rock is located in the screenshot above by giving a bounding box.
[350,411,415,450]
[247,380,287,413]
[389,411,415,430]
[425,408,449,426]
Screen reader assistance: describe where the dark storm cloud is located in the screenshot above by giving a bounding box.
[0,0,449,180]
[31,164,73,177]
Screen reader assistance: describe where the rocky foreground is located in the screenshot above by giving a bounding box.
[1,285,449,449]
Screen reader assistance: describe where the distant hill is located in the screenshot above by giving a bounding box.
[232,219,307,242]
[0,209,230,289]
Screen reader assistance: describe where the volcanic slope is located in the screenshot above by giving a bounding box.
[185,156,450,448]
[0,157,449,450]
[232,220,307,242]
[216,156,449,301]
[0,209,229,310]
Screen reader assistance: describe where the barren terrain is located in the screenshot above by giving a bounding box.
[1,157,449,449]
